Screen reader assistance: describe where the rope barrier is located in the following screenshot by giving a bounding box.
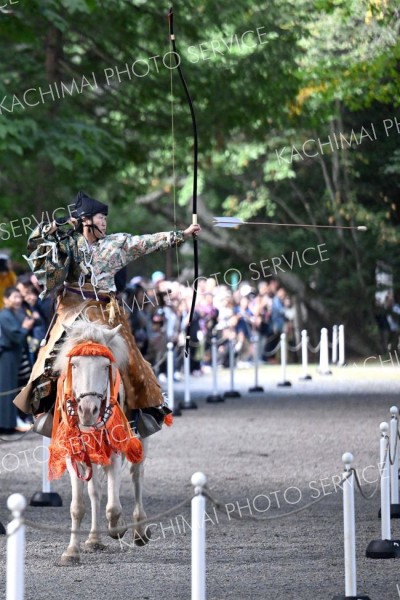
[351,468,380,500]
[287,341,302,352]
[307,342,320,353]
[6,496,193,538]
[152,351,168,371]
[0,427,34,444]
[6,466,380,539]
[263,341,281,358]
[203,470,378,523]
[0,386,23,397]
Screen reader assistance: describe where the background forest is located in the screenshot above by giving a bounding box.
[0,0,399,354]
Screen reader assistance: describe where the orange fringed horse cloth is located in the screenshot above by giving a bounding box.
[48,341,144,481]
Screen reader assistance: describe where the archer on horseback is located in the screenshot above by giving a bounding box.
[14,190,201,434]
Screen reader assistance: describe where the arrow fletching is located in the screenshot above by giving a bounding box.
[213,216,244,228]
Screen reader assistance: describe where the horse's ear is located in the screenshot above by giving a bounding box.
[62,324,73,335]
[105,324,122,343]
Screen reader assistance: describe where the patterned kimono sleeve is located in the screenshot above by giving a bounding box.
[118,230,185,264]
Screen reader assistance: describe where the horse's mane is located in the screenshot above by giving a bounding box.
[54,319,129,374]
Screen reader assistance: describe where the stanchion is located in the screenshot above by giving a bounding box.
[249,333,264,392]
[181,350,197,410]
[332,324,338,365]
[390,406,400,518]
[206,336,224,403]
[332,453,371,600]
[167,342,182,416]
[277,333,291,387]
[224,339,241,398]
[7,493,26,600]
[318,328,332,375]
[338,324,345,367]
[30,437,62,507]
[191,472,206,600]
[299,329,312,381]
[366,422,400,559]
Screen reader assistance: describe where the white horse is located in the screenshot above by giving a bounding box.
[53,321,150,566]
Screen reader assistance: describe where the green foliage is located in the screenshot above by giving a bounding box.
[0,0,399,349]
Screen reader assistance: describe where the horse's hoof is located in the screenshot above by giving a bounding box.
[134,526,151,546]
[59,553,80,566]
[84,540,106,552]
[108,516,127,540]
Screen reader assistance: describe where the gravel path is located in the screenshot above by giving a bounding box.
[1,365,400,600]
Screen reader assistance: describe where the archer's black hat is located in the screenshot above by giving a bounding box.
[73,191,108,217]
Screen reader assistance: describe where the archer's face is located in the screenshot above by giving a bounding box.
[93,213,107,236]
[83,213,107,238]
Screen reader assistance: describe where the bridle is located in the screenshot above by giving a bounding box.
[66,373,111,432]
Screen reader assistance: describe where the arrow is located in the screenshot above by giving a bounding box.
[213,216,367,231]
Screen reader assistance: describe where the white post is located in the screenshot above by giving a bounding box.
[249,334,264,392]
[300,329,311,380]
[341,452,357,597]
[30,439,62,507]
[390,407,399,506]
[318,328,331,375]
[277,333,291,387]
[167,342,175,412]
[42,437,51,494]
[229,339,234,391]
[206,336,223,402]
[281,332,287,381]
[184,351,191,405]
[332,325,338,365]
[224,339,241,398]
[181,344,197,409]
[338,324,345,367]
[380,422,391,540]
[7,494,26,600]
[191,472,207,600]
[211,336,218,396]
[254,334,259,388]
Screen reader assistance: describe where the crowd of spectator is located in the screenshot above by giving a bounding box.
[119,271,296,378]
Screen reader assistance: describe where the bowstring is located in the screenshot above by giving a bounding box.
[170,43,180,280]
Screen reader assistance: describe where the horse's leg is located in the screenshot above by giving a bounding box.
[131,437,150,546]
[85,464,106,551]
[60,459,85,566]
[105,452,127,539]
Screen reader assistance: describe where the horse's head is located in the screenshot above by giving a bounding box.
[70,353,111,427]
[55,321,128,428]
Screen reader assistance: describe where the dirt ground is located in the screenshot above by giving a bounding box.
[1,364,400,600]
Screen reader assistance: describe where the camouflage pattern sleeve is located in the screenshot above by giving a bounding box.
[102,230,186,268]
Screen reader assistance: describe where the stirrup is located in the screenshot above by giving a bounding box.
[32,412,54,438]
